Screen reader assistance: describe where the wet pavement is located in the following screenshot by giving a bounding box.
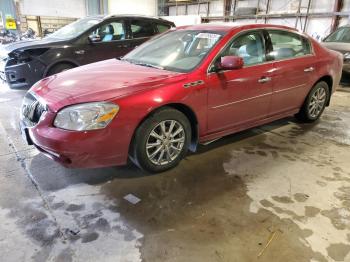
[0,82,350,261]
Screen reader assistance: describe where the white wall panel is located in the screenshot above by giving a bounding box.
[306,18,333,40]
[21,0,86,18]
[162,15,201,26]
[209,0,223,17]
[108,0,157,16]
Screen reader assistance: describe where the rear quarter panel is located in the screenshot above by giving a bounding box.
[312,38,343,93]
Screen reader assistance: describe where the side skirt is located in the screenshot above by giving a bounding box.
[199,109,300,144]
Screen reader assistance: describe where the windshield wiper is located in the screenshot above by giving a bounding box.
[122,58,163,70]
[134,62,164,70]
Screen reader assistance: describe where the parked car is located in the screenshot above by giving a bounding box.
[322,25,350,73]
[0,29,18,45]
[0,15,174,89]
[20,24,342,172]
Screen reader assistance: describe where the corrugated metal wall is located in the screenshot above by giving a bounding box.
[86,0,102,15]
[166,0,350,40]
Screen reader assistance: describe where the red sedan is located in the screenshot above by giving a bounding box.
[20,24,343,172]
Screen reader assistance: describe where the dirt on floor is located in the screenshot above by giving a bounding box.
[0,83,349,262]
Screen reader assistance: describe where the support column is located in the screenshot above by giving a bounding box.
[331,0,343,33]
[224,0,232,22]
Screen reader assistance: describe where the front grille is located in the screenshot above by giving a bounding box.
[0,57,6,81]
[0,71,5,81]
[21,92,47,126]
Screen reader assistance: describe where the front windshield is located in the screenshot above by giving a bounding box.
[123,30,225,72]
[46,17,101,40]
[324,27,350,43]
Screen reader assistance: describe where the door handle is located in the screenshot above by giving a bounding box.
[258,77,272,83]
[75,50,85,55]
[304,67,314,72]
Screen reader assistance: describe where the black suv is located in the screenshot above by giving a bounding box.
[0,15,174,89]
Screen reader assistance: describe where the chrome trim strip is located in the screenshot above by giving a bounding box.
[211,83,306,109]
[273,83,305,94]
[206,27,315,75]
[212,92,272,109]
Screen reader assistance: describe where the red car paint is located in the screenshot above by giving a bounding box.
[25,24,342,168]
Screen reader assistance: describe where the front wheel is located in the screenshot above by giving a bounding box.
[296,81,330,122]
[47,63,75,76]
[130,108,191,173]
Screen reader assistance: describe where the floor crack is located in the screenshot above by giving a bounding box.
[6,134,68,241]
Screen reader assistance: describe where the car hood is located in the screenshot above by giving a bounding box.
[0,37,66,57]
[31,59,186,112]
[322,42,350,53]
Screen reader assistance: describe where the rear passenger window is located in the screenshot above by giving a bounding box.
[156,24,171,33]
[268,30,311,60]
[130,20,155,38]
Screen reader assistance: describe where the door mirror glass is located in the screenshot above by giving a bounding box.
[88,34,101,43]
[219,56,244,70]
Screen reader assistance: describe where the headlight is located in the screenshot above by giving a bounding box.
[54,102,119,131]
[344,52,350,60]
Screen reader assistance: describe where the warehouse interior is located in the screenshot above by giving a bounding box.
[1,0,350,261]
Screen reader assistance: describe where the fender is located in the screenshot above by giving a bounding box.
[44,59,81,77]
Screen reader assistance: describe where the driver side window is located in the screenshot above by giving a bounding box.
[222,31,266,66]
[90,21,125,42]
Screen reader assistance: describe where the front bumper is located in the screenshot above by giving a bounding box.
[20,111,131,168]
[1,59,45,89]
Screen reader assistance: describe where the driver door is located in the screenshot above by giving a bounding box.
[74,19,129,65]
[206,30,273,133]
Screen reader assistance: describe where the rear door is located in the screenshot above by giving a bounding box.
[266,29,317,116]
[126,19,163,49]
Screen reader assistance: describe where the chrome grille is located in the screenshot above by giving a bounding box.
[21,92,47,127]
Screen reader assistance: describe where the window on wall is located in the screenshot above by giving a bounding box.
[268,30,311,60]
[221,31,266,66]
[130,19,155,38]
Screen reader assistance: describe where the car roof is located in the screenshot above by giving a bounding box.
[177,23,299,33]
[103,14,173,23]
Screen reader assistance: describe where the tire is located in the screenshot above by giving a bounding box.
[47,63,75,76]
[130,107,191,173]
[296,81,330,122]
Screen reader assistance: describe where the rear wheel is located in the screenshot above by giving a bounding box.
[296,81,329,122]
[47,63,75,76]
[130,107,191,173]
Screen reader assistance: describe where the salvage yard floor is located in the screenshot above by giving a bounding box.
[0,82,350,262]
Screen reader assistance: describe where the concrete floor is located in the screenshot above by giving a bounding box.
[0,82,350,262]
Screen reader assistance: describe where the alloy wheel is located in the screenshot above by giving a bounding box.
[146,120,185,166]
[308,87,326,118]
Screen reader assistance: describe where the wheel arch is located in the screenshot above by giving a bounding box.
[130,103,199,155]
[313,75,333,106]
[44,60,80,77]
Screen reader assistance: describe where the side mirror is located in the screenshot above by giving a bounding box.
[88,34,101,43]
[219,56,244,70]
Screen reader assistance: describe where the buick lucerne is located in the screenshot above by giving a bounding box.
[20,24,343,172]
